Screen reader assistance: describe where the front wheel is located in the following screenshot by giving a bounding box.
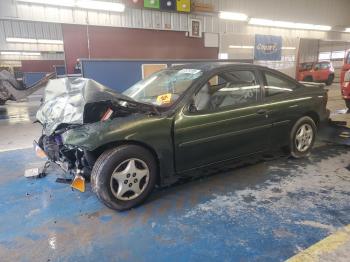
[289,116,317,158]
[345,100,350,110]
[325,75,334,86]
[91,145,157,211]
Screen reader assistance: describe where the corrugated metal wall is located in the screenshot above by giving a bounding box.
[0,0,349,41]
[0,20,63,52]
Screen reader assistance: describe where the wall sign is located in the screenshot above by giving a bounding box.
[125,0,144,8]
[144,0,160,9]
[254,34,282,61]
[160,0,176,11]
[189,18,202,38]
[176,0,191,13]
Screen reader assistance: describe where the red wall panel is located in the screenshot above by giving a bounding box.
[62,24,89,74]
[62,24,218,74]
[21,60,65,73]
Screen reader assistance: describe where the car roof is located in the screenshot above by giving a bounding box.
[170,62,267,72]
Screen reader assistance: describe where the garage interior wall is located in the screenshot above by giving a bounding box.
[220,34,298,77]
[0,20,64,63]
[62,24,218,74]
[21,60,65,73]
[318,40,350,83]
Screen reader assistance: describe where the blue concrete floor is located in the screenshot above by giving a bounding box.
[0,144,350,261]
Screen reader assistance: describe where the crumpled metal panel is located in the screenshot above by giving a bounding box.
[36,77,126,135]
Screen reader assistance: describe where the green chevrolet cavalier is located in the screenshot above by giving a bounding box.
[35,63,329,210]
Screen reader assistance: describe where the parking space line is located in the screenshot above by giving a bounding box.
[286,224,350,262]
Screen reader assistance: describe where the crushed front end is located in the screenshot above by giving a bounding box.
[34,77,158,191]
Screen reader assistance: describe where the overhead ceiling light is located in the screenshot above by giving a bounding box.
[17,0,125,12]
[22,52,41,56]
[0,51,41,56]
[282,47,296,50]
[229,45,254,49]
[6,37,63,45]
[218,53,228,59]
[76,0,125,12]
[345,28,350,33]
[37,39,64,44]
[17,0,75,7]
[6,37,37,43]
[1,51,21,55]
[219,11,248,21]
[249,18,331,31]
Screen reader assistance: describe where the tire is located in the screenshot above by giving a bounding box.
[91,145,157,211]
[303,76,313,82]
[289,116,317,158]
[326,75,334,86]
[346,100,350,110]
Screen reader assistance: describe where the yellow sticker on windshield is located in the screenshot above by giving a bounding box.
[157,93,172,104]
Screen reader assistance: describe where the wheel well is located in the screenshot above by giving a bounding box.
[91,140,161,185]
[304,75,313,81]
[304,111,320,127]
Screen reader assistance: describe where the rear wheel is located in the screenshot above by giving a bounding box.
[303,76,313,82]
[326,74,334,86]
[289,116,316,158]
[346,100,350,110]
[91,145,157,211]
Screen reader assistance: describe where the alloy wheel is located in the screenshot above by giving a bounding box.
[295,123,313,152]
[110,158,150,201]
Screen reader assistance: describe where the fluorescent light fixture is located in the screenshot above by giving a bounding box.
[22,52,41,56]
[218,53,228,59]
[0,51,41,56]
[17,0,126,12]
[345,28,350,33]
[219,11,248,21]
[6,37,63,45]
[17,0,75,7]
[249,18,331,31]
[229,45,254,49]
[282,47,296,50]
[37,39,64,44]
[1,51,21,55]
[76,0,125,12]
[6,37,37,43]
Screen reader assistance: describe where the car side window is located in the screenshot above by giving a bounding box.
[191,70,260,112]
[264,71,295,97]
[320,63,329,70]
[347,54,350,65]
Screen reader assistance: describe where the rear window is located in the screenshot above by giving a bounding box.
[315,62,330,70]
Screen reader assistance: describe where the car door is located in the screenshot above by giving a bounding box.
[173,68,272,173]
[260,70,306,148]
[313,63,324,81]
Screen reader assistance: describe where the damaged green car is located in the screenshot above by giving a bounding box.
[35,63,329,210]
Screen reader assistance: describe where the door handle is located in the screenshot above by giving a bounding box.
[256,109,268,115]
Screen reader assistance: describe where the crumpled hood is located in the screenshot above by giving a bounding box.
[36,77,130,135]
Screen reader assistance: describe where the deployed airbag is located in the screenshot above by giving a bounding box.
[36,78,130,135]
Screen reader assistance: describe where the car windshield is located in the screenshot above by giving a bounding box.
[123,68,203,107]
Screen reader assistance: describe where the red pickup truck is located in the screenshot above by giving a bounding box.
[340,51,350,109]
[297,61,334,86]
